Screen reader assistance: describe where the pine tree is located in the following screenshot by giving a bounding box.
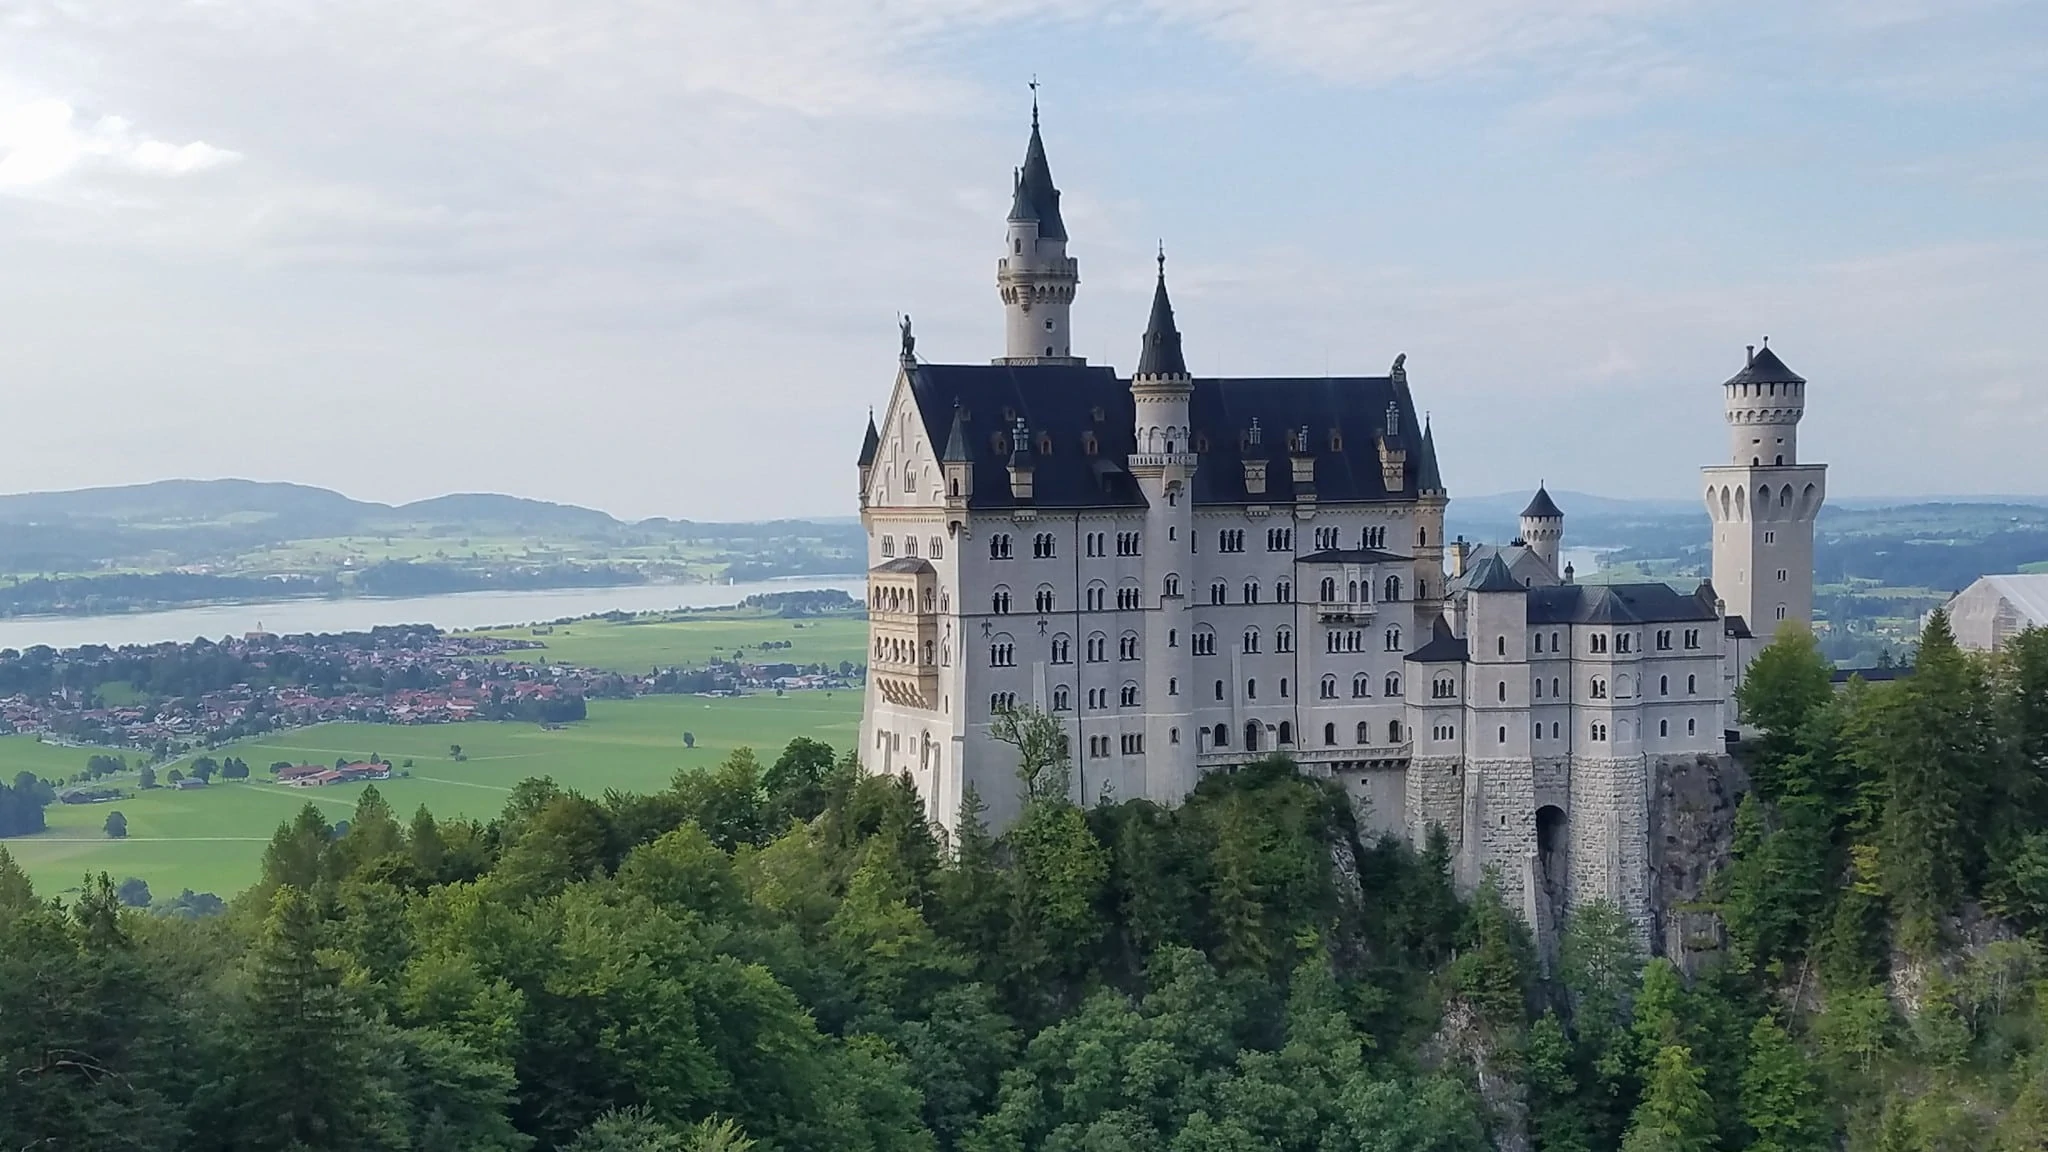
[235,885,396,1149]
[1740,1015,1829,1152]
[1623,1045,1719,1152]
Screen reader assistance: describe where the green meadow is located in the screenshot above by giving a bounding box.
[470,611,869,672]
[3,691,861,900]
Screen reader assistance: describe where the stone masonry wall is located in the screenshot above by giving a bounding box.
[1567,754,1653,947]
[1405,755,1466,857]
[1470,758,1538,915]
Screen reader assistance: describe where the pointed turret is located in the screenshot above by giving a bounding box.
[940,403,972,504]
[1008,101,1067,241]
[996,98,1081,364]
[1416,416,1444,495]
[1518,484,1563,579]
[858,410,880,468]
[857,409,881,506]
[1135,254,1188,378]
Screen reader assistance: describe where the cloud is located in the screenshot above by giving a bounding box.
[0,97,238,191]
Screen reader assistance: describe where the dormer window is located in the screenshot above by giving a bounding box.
[1329,429,1343,451]
[1090,406,1105,423]
[1038,433,1053,455]
[1083,431,1098,456]
[1195,433,1210,453]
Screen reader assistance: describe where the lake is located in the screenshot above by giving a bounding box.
[0,577,865,651]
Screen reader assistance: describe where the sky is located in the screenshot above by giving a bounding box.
[1,1,2045,522]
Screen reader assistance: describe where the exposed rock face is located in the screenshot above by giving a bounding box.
[1422,1001,1530,1152]
[1647,752,1749,968]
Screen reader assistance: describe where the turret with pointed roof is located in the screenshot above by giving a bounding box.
[856,410,881,506]
[995,97,1082,365]
[1134,250,1188,379]
[1518,484,1564,580]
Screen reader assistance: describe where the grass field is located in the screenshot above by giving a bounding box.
[2,691,861,900]
[470,612,868,672]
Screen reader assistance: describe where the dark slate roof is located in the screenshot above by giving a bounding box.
[1298,548,1411,565]
[1135,265,1188,377]
[1407,616,1468,663]
[1723,344,1805,386]
[1417,418,1444,493]
[1724,615,1751,639]
[1187,375,1427,505]
[909,363,1144,509]
[858,412,880,467]
[871,557,935,575]
[1526,581,1720,625]
[909,362,1432,511]
[1521,486,1562,520]
[1008,112,1067,241]
[1463,554,1524,593]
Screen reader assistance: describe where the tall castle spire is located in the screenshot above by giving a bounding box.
[995,91,1081,365]
[1135,246,1188,378]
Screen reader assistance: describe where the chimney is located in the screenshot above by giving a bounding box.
[1451,536,1470,578]
[1746,344,1755,366]
[1563,562,1575,585]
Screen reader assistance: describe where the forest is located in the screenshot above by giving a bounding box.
[3,615,2047,1151]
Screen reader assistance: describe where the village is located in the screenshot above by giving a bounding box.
[0,624,862,764]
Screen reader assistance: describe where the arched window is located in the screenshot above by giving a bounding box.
[1352,673,1369,698]
[1245,721,1262,751]
[1320,675,1338,700]
[1659,675,1669,696]
[1659,718,1670,737]
[930,536,943,559]
[1498,726,1507,744]
[1497,681,1507,702]
[1086,633,1107,662]
[1051,635,1071,663]
[1052,685,1070,711]
[1384,575,1402,601]
[1120,682,1139,707]
[881,534,896,558]
[1275,627,1294,653]
[1348,580,1359,602]
[1243,628,1261,654]
[1210,581,1228,605]
[1164,574,1181,598]
[1320,577,1337,601]
[1356,721,1370,745]
[991,588,1011,614]
[1687,674,1698,695]
[1277,721,1293,745]
[1212,722,1230,747]
[1418,526,1428,547]
[1389,719,1404,742]
[1119,632,1140,660]
[1034,586,1055,613]
[1385,672,1402,697]
[1243,580,1260,604]
[1324,723,1337,746]
[1245,678,1258,700]
[1385,626,1402,651]
[1497,636,1507,656]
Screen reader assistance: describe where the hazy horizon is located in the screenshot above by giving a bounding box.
[5,2,2045,520]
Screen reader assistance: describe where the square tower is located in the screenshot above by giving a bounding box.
[1703,341,1825,647]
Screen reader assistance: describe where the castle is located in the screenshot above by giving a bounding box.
[857,105,1824,949]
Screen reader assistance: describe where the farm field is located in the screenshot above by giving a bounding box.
[2,690,861,900]
[470,611,868,672]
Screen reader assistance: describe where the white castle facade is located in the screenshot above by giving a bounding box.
[857,108,1825,947]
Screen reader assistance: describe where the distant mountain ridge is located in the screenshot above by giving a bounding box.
[0,479,864,579]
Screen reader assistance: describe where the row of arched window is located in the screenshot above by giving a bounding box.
[877,534,944,560]
[1320,720,1403,746]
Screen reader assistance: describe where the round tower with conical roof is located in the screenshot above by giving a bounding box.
[995,99,1082,364]
[1519,485,1564,580]
[1128,250,1198,804]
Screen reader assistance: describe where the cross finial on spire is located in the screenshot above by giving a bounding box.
[1029,75,1039,127]
[1156,240,1165,279]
